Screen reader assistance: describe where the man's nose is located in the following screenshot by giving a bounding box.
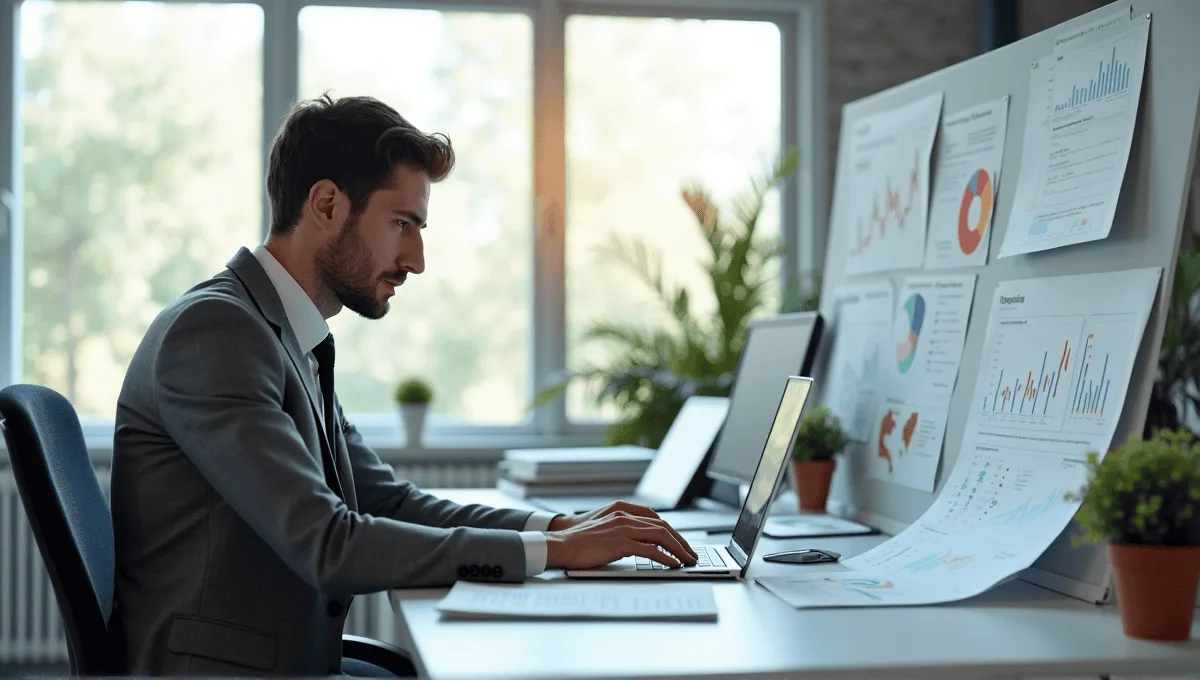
[401,235,425,275]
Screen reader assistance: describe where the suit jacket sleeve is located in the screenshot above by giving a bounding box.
[153,295,527,594]
[339,408,534,531]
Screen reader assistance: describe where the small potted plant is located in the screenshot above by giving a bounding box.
[394,378,434,448]
[790,406,847,512]
[1067,429,1200,641]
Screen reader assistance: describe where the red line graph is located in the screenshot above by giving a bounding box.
[851,148,922,256]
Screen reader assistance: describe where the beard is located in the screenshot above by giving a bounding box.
[315,215,390,320]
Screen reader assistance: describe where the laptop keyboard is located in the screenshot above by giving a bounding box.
[635,546,725,570]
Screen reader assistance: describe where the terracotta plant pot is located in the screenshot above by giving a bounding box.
[791,459,836,512]
[1109,543,1200,641]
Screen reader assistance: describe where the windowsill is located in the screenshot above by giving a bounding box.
[0,430,608,465]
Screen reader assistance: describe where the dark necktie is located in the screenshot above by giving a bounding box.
[311,333,343,499]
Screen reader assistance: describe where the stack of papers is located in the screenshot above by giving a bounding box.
[436,581,718,622]
[497,446,654,498]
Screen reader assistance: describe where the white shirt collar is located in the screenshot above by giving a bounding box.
[252,244,330,355]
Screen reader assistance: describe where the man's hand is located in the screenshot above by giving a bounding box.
[544,502,699,570]
[547,500,660,532]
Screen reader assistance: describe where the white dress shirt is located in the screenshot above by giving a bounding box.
[252,245,554,577]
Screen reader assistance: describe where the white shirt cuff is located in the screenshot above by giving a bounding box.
[519,531,549,577]
[523,511,557,532]
[519,512,558,576]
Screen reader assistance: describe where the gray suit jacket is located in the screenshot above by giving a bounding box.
[111,247,533,676]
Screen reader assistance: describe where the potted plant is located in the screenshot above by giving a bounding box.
[1145,243,1200,437]
[1066,429,1200,641]
[533,149,818,447]
[790,406,847,512]
[394,378,434,448]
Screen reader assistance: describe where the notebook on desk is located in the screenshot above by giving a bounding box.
[566,376,813,580]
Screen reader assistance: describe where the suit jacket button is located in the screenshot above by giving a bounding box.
[480,565,492,578]
[327,600,344,617]
[469,565,480,578]
[458,565,469,578]
[494,565,504,579]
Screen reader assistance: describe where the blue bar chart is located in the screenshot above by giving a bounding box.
[1071,333,1110,417]
[1055,46,1131,113]
[1065,315,1134,432]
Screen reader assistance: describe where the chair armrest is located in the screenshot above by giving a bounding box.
[342,634,418,677]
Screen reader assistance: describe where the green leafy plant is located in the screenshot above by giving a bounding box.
[534,148,815,447]
[1146,242,1200,437]
[1066,429,1200,546]
[394,378,434,406]
[791,406,848,462]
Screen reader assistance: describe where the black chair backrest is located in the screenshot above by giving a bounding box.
[0,384,120,675]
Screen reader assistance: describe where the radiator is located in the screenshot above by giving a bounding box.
[0,460,499,664]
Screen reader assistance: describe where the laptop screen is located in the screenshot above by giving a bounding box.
[728,376,812,568]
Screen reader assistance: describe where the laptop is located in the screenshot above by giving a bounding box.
[566,376,812,580]
[532,396,731,515]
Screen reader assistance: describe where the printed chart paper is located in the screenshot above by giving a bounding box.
[925,98,1010,269]
[999,12,1150,257]
[868,275,977,492]
[757,569,986,608]
[823,281,895,442]
[761,268,1161,608]
[842,92,943,275]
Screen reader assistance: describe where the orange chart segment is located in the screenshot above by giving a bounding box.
[957,169,993,255]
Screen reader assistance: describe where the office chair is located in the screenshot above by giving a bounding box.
[0,384,417,677]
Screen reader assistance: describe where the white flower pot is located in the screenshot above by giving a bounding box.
[398,404,429,448]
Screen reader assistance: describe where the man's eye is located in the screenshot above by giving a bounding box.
[396,220,410,229]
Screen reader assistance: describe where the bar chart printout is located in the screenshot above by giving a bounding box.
[1065,314,1138,434]
[757,269,1161,610]
[980,316,1085,429]
[1056,46,1131,112]
[998,11,1149,257]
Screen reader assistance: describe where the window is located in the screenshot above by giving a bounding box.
[0,0,820,444]
[299,7,533,424]
[18,0,263,417]
[563,15,783,421]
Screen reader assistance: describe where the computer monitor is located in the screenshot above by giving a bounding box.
[705,311,823,485]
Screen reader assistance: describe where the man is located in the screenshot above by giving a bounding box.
[110,94,697,677]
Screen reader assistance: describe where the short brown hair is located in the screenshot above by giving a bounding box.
[266,94,455,235]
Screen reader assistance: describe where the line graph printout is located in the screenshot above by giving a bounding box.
[842,92,943,275]
[925,97,1010,269]
[999,11,1150,257]
[824,281,895,442]
[867,275,978,492]
[761,268,1161,609]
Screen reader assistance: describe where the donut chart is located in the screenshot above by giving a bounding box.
[896,293,926,374]
[957,169,993,255]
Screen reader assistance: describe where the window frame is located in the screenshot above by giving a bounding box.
[0,0,826,448]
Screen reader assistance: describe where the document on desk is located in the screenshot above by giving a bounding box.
[757,571,979,608]
[436,581,718,621]
[998,11,1150,258]
[761,269,1161,608]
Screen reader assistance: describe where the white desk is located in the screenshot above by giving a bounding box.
[390,489,1200,680]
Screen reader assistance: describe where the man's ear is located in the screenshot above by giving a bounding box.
[306,179,345,232]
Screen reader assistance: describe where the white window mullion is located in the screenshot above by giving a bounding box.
[261,0,300,240]
[1,0,19,389]
[532,0,568,436]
